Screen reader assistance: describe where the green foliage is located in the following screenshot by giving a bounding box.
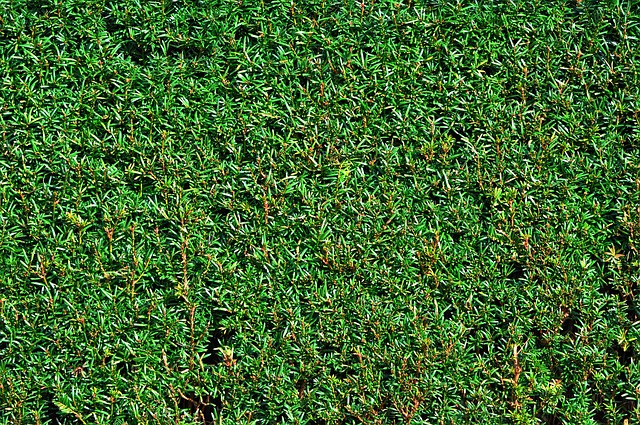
[1,0,640,423]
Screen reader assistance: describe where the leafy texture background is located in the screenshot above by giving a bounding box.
[1,0,640,423]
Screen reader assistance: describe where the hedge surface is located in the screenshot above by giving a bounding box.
[1,0,640,424]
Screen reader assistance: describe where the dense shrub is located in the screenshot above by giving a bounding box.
[1,0,640,423]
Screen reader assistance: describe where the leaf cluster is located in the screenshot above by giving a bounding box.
[1,0,640,424]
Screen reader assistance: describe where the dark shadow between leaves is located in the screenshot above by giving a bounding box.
[450,230,463,244]
[42,390,62,425]
[507,261,525,280]
[531,327,550,349]
[203,311,234,366]
[178,392,220,425]
[538,410,563,425]
[559,310,579,340]
[613,342,634,368]
[115,360,131,378]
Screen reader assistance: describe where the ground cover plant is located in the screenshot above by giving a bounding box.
[1,0,640,423]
